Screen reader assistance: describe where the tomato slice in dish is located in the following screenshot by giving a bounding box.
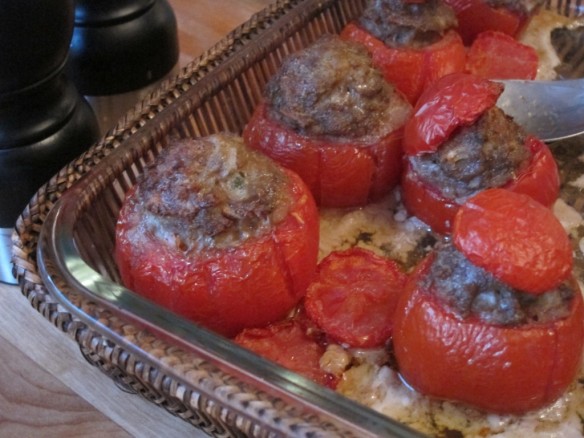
[403,73,503,156]
[401,136,559,234]
[444,0,531,45]
[453,188,572,294]
[115,169,319,338]
[304,248,407,348]
[466,31,539,80]
[393,255,584,414]
[243,101,404,208]
[234,318,338,388]
[341,23,466,105]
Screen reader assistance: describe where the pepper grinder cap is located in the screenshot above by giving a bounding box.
[0,0,74,95]
[67,0,179,96]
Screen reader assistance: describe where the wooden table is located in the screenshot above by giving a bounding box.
[0,1,271,436]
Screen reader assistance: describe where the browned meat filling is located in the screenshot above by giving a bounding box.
[409,107,530,201]
[137,134,290,252]
[358,0,458,49]
[265,35,410,141]
[422,242,574,326]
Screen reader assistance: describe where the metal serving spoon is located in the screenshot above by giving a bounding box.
[496,78,584,142]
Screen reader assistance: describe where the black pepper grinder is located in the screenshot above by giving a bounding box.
[0,0,100,284]
[67,0,180,134]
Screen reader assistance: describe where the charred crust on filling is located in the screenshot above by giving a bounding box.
[358,0,458,48]
[409,106,530,201]
[422,242,575,326]
[264,35,409,141]
[136,134,290,252]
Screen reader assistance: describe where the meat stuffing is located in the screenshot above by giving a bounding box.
[422,242,575,326]
[136,134,290,252]
[408,106,530,201]
[358,0,458,48]
[264,35,410,141]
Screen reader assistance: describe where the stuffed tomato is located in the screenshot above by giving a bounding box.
[393,189,584,414]
[243,35,411,208]
[402,73,559,234]
[340,0,466,104]
[115,134,319,338]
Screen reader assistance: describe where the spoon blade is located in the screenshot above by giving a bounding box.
[496,79,584,142]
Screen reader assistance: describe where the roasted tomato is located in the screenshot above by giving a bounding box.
[453,189,572,294]
[401,73,559,233]
[403,73,504,156]
[401,135,559,234]
[243,36,411,208]
[234,317,338,388]
[443,0,535,45]
[244,102,406,208]
[466,31,539,80]
[115,134,319,338]
[341,14,466,104]
[304,248,407,348]
[393,190,584,414]
[393,258,584,414]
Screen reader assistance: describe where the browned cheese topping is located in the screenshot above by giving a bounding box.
[409,106,530,201]
[265,35,411,141]
[423,242,574,326]
[137,134,290,252]
[359,0,458,48]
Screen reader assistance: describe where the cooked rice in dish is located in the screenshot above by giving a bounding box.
[318,190,432,267]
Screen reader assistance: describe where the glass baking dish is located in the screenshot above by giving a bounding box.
[22,0,584,436]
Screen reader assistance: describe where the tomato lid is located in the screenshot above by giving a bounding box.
[452,188,573,294]
[466,30,538,80]
[403,73,503,155]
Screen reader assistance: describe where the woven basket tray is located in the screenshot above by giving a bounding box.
[11,0,584,436]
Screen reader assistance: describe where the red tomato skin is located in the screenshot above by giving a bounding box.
[466,31,539,80]
[234,318,338,388]
[393,255,584,414]
[243,101,405,208]
[401,162,459,235]
[340,23,466,105]
[504,136,560,208]
[444,0,531,45]
[115,170,319,338]
[304,248,408,348]
[403,73,503,156]
[401,136,560,234]
[453,188,572,294]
